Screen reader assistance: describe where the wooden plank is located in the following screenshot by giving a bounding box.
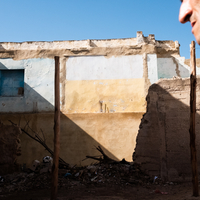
[51,56,60,200]
[189,41,199,197]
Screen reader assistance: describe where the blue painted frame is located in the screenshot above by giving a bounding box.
[0,69,24,97]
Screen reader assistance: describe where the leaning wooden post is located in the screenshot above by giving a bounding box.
[51,56,60,200]
[189,41,199,197]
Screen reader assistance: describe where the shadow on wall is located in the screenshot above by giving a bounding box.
[0,58,143,172]
[133,78,200,182]
[0,83,54,112]
[0,44,5,50]
[0,45,14,58]
[0,81,120,168]
[157,56,190,80]
[0,62,7,69]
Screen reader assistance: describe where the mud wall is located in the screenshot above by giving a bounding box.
[0,122,21,174]
[134,77,200,182]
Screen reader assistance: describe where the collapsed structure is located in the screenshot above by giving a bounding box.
[0,32,195,180]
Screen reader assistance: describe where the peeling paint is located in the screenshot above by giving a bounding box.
[143,53,151,96]
[0,58,54,113]
[60,57,67,110]
[63,79,146,114]
[172,57,181,77]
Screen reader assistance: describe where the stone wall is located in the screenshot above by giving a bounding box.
[133,77,200,182]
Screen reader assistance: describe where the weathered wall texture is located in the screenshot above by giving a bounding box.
[157,57,190,79]
[0,58,54,112]
[0,122,21,174]
[0,31,180,60]
[0,32,193,169]
[185,58,200,74]
[0,112,143,167]
[62,55,146,113]
[133,77,200,182]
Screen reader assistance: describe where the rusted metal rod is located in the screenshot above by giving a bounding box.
[189,41,199,197]
[51,56,60,200]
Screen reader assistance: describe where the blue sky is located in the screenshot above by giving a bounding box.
[0,0,196,58]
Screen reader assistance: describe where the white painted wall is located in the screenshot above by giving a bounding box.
[66,55,144,80]
[0,58,54,113]
[67,55,184,85]
[147,54,158,84]
[0,55,192,114]
[157,57,190,79]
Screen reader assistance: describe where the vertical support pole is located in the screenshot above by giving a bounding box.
[51,56,60,200]
[190,41,199,197]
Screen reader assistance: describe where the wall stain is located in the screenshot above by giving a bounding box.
[143,53,151,96]
[60,57,67,109]
[172,57,181,77]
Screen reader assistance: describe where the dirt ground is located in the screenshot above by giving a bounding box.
[0,161,199,200]
[0,182,200,200]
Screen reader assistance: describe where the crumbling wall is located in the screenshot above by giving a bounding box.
[0,32,191,168]
[133,77,200,182]
[0,122,21,174]
[0,31,180,60]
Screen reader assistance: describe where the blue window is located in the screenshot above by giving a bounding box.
[0,69,24,97]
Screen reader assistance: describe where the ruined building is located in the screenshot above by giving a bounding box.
[0,32,195,180]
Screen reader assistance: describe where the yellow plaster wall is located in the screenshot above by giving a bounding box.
[0,59,148,167]
[62,79,146,114]
[0,112,144,167]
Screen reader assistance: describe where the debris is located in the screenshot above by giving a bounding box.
[0,161,152,195]
[64,173,72,177]
[74,172,79,177]
[43,156,53,163]
[91,176,97,182]
[0,176,4,182]
[30,160,40,172]
[84,146,130,164]
[40,166,49,174]
[153,176,158,183]
[153,176,162,185]
[9,120,69,168]
[40,156,53,174]
[154,189,168,195]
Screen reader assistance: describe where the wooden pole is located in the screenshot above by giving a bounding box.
[51,56,60,200]
[189,41,199,197]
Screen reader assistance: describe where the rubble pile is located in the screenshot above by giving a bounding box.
[0,172,51,193]
[62,163,151,185]
[0,161,153,194]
